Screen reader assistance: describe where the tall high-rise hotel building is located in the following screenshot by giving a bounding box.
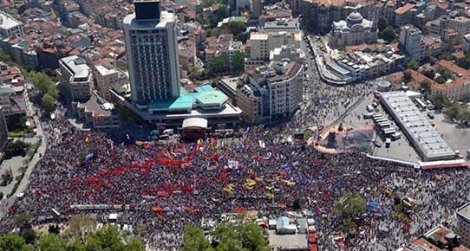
[123,0,180,107]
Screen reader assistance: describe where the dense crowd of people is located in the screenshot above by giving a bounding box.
[0,107,468,250]
[0,62,469,250]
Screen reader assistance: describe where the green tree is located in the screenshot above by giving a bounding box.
[126,237,146,251]
[457,54,470,69]
[457,106,470,122]
[382,26,396,43]
[431,93,448,110]
[442,54,456,61]
[6,114,27,131]
[0,234,33,251]
[200,221,269,251]
[5,141,30,159]
[378,16,388,32]
[66,240,86,251]
[227,21,246,36]
[0,49,13,63]
[443,103,462,121]
[216,5,229,21]
[341,217,358,233]
[208,56,229,75]
[435,75,447,84]
[39,234,66,251]
[420,79,432,94]
[436,66,454,81]
[29,72,56,96]
[182,225,213,251]
[333,192,366,219]
[333,192,366,233]
[29,71,58,113]
[407,60,419,70]
[15,213,33,228]
[85,225,139,251]
[42,93,56,113]
[403,70,412,83]
[238,222,269,251]
[206,28,212,37]
[19,228,36,245]
[213,223,243,251]
[230,51,245,75]
[64,215,97,243]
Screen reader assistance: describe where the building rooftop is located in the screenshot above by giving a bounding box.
[263,18,298,31]
[0,11,22,31]
[196,90,228,106]
[257,60,302,83]
[395,3,415,15]
[267,229,308,250]
[401,225,470,251]
[148,84,230,112]
[380,92,455,161]
[457,203,470,223]
[123,10,175,29]
[95,64,118,76]
[438,60,470,78]
[77,92,117,117]
[182,117,208,129]
[60,55,91,79]
[149,95,193,112]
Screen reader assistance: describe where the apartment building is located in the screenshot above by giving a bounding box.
[58,55,92,101]
[400,25,425,61]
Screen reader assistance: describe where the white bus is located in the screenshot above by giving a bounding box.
[383,128,396,135]
[415,98,427,110]
[378,122,391,128]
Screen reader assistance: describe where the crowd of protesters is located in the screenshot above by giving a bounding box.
[0,61,469,250]
[0,106,467,250]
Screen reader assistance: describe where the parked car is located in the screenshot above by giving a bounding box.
[427,112,435,119]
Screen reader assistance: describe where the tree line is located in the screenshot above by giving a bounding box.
[1,214,145,251]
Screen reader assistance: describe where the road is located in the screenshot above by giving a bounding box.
[289,36,375,131]
[0,115,47,220]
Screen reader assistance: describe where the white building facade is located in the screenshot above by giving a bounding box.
[248,31,301,64]
[123,0,181,106]
[239,59,304,123]
[399,25,425,61]
[0,11,23,39]
[93,64,127,100]
[58,55,92,101]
